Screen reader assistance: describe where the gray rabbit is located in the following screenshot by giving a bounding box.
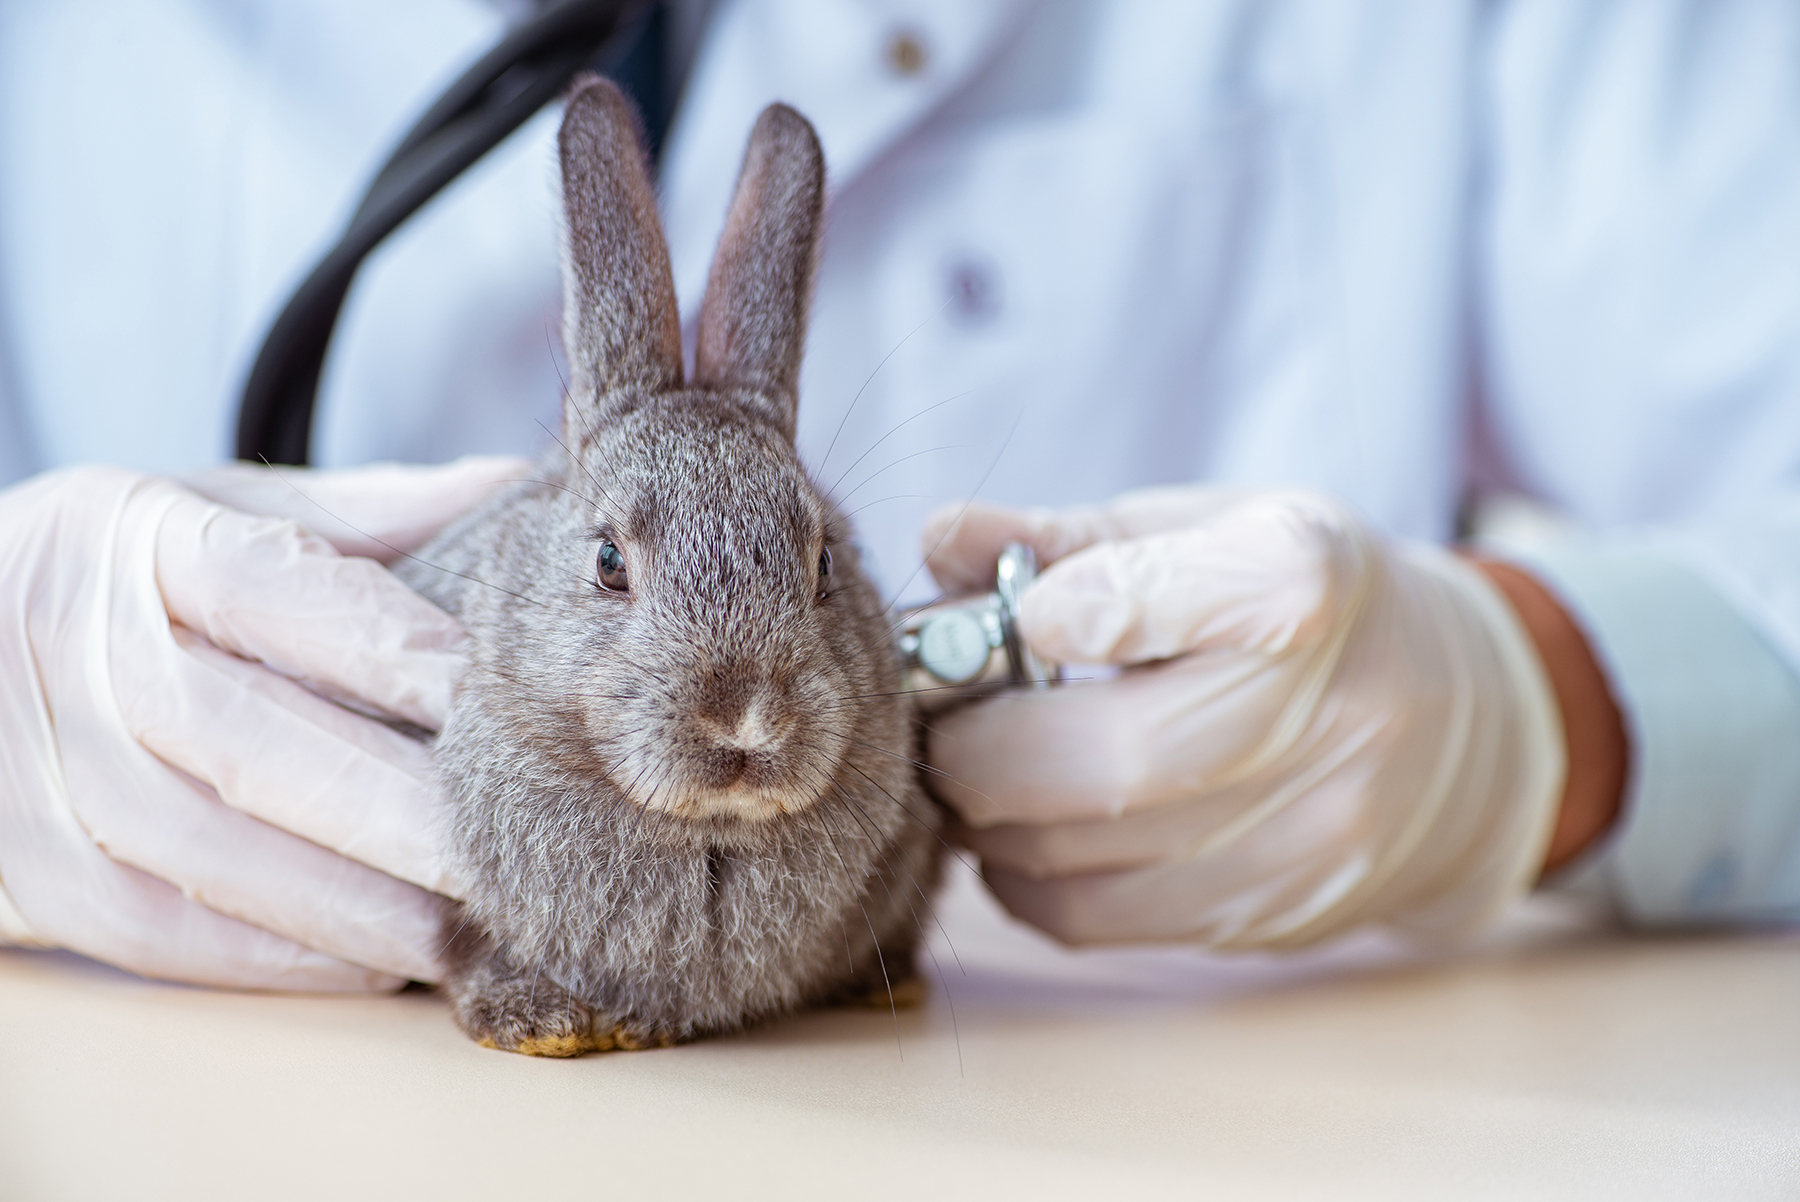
[397,76,941,1056]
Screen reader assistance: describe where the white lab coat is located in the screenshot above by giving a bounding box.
[3,0,1799,924]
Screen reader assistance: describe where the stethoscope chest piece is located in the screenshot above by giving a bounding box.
[897,541,1061,712]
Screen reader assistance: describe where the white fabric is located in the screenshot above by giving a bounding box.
[920,489,1566,947]
[0,458,522,990]
[4,2,1796,610]
[1526,544,1800,924]
[2,0,1799,929]
[0,0,565,476]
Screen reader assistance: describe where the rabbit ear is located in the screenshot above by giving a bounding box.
[557,75,683,412]
[692,104,825,441]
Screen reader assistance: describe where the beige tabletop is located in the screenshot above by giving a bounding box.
[2,862,1797,1201]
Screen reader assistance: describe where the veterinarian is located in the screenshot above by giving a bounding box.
[2,0,1797,986]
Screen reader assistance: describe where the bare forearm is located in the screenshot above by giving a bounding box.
[1473,559,1629,876]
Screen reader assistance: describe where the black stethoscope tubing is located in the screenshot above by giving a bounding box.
[235,0,639,466]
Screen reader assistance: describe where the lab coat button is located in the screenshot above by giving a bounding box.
[946,256,1002,324]
[885,31,928,77]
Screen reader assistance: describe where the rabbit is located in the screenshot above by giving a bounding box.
[393,76,942,1056]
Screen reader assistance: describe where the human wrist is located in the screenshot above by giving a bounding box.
[1470,558,1628,875]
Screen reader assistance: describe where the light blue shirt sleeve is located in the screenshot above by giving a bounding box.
[1523,542,1800,925]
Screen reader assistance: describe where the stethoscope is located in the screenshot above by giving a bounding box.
[235,0,643,468]
[235,0,1060,707]
[897,542,1062,712]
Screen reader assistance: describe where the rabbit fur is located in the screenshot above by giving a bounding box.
[396,77,941,1056]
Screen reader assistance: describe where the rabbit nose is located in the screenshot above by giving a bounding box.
[694,681,785,751]
[720,708,778,751]
[693,701,782,790]
[702,697,781,752]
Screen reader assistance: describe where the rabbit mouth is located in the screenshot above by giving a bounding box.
[596,673,853,822]
[647,780,826,823]
[604,728,842,824]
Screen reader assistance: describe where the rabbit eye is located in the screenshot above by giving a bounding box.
[816,547,832,600]
[597,541,629,592]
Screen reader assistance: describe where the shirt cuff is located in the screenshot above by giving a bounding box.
[1516,541,1800,925]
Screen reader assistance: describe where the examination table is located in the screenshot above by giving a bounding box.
[3,860,1796,1200]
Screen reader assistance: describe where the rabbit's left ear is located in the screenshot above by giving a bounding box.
[558,75,684,408]
[692,104,825,442]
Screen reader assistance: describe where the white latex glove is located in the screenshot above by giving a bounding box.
[922,487,1568,949]
[0,456,525,991]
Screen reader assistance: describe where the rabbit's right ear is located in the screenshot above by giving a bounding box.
[557,75,683,413]
[691,104,825,442]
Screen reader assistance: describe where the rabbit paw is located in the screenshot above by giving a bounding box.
[447,963,678,1056]
[454,973,599,1057]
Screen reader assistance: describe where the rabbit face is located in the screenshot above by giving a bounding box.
[539,397,889,823]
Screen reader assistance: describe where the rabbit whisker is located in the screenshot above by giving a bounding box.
[882,400,1029,616]
[534,417,634,522]
[812,804,904,1058]
[622,759,673,845]
[544,321,570,394]
[825,389,975,499]
[255,458,545,607]
[543,327,642,523]
[840,735,995,808]
[840,493,953,522]
[816,299,950,477]
[829,784,963,1075]
[640,762,686,850]
[834,444,968,509]
[833,769,966,978]
[832,748,980,876]
[836,682,1025,701]
[613,755,664,848]
[435,905,476,962]
[496,476,605,511]
[830,788,942,947]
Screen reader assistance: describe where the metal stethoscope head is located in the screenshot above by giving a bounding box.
[896,542,1061,713]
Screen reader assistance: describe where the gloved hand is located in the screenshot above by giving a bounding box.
[0,456,526,991]
[922,487,1568,949]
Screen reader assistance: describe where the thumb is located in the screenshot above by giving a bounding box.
[152,481,469,730]
[919,501,1062,596]
[182,455,532,561]
[921,486,1246,597]
[1018,493,1368,666]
